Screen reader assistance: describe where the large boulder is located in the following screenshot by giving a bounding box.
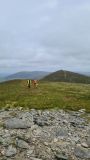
[4,118,33,129]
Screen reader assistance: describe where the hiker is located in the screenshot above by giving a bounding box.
[32,80,38,88]
[27,79,31,88]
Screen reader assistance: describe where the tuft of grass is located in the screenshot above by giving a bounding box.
[0,80,90,112]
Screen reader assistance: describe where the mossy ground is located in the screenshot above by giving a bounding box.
[0,80,90,112]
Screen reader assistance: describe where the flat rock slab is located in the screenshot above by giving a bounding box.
[4,118,32,129]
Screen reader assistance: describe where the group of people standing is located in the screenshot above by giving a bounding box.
[27,79,38,88]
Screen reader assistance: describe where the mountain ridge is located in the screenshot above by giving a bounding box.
[4,71,50,81]
[41,70,90,84]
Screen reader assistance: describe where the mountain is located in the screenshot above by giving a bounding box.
[0,73,10,82]
[5,71,50,81]
[78,72,90,76]
[0,77,4,82]
[41,70,90,84]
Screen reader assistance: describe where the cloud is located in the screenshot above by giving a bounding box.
[0,0,90,73]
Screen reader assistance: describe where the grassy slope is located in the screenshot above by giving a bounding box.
[42,70,90,84]
[0,80,90,112]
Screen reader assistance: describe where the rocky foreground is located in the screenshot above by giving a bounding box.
[0,108,90,160]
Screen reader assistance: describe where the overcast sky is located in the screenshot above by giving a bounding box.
[0,0,90,74]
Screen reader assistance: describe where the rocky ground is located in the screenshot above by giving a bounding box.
[0,108,90,160]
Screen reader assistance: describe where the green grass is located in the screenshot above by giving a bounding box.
[0,80,90,112]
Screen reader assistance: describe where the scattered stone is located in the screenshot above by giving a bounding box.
[55,153,68,160]
[26,147,34,157]
[74,146,90,159]
[5,145,17,157]
[34,117,49,126]
[86,136,90,148]
[53,138,58,142]
[16,138,30,149]
[79,109,86,113]
[30,158,42,160]
[0,108,90,160]
[81,142,89,148]
[55,128,68,137]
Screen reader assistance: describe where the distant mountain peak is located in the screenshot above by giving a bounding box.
[41,70,90,84]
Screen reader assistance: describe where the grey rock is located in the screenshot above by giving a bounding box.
[81,142,89,148]
[74,146,90,159]
[55,153,68,160]
[71,136,80,143]
[0,109,90,160]
[79,109,86,113]
[4,118,32,129]
[70,116,85,127]
[26,147,34,157]
[86,136,90,147]
[16,138,30,149]
[34,117,49,126]
[0,111,10,118]
[0,136,13,147]
[5,145,17,157]
[55,128,68,137]
[30,158,42,160]
[18,112,33,122]
[0,137,3,144]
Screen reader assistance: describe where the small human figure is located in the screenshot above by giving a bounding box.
[32,80,38,88]
[27,79,31,88]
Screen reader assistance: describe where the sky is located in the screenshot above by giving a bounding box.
[0,0,90,74]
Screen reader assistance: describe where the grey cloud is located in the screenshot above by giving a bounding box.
[0,0,90,73]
